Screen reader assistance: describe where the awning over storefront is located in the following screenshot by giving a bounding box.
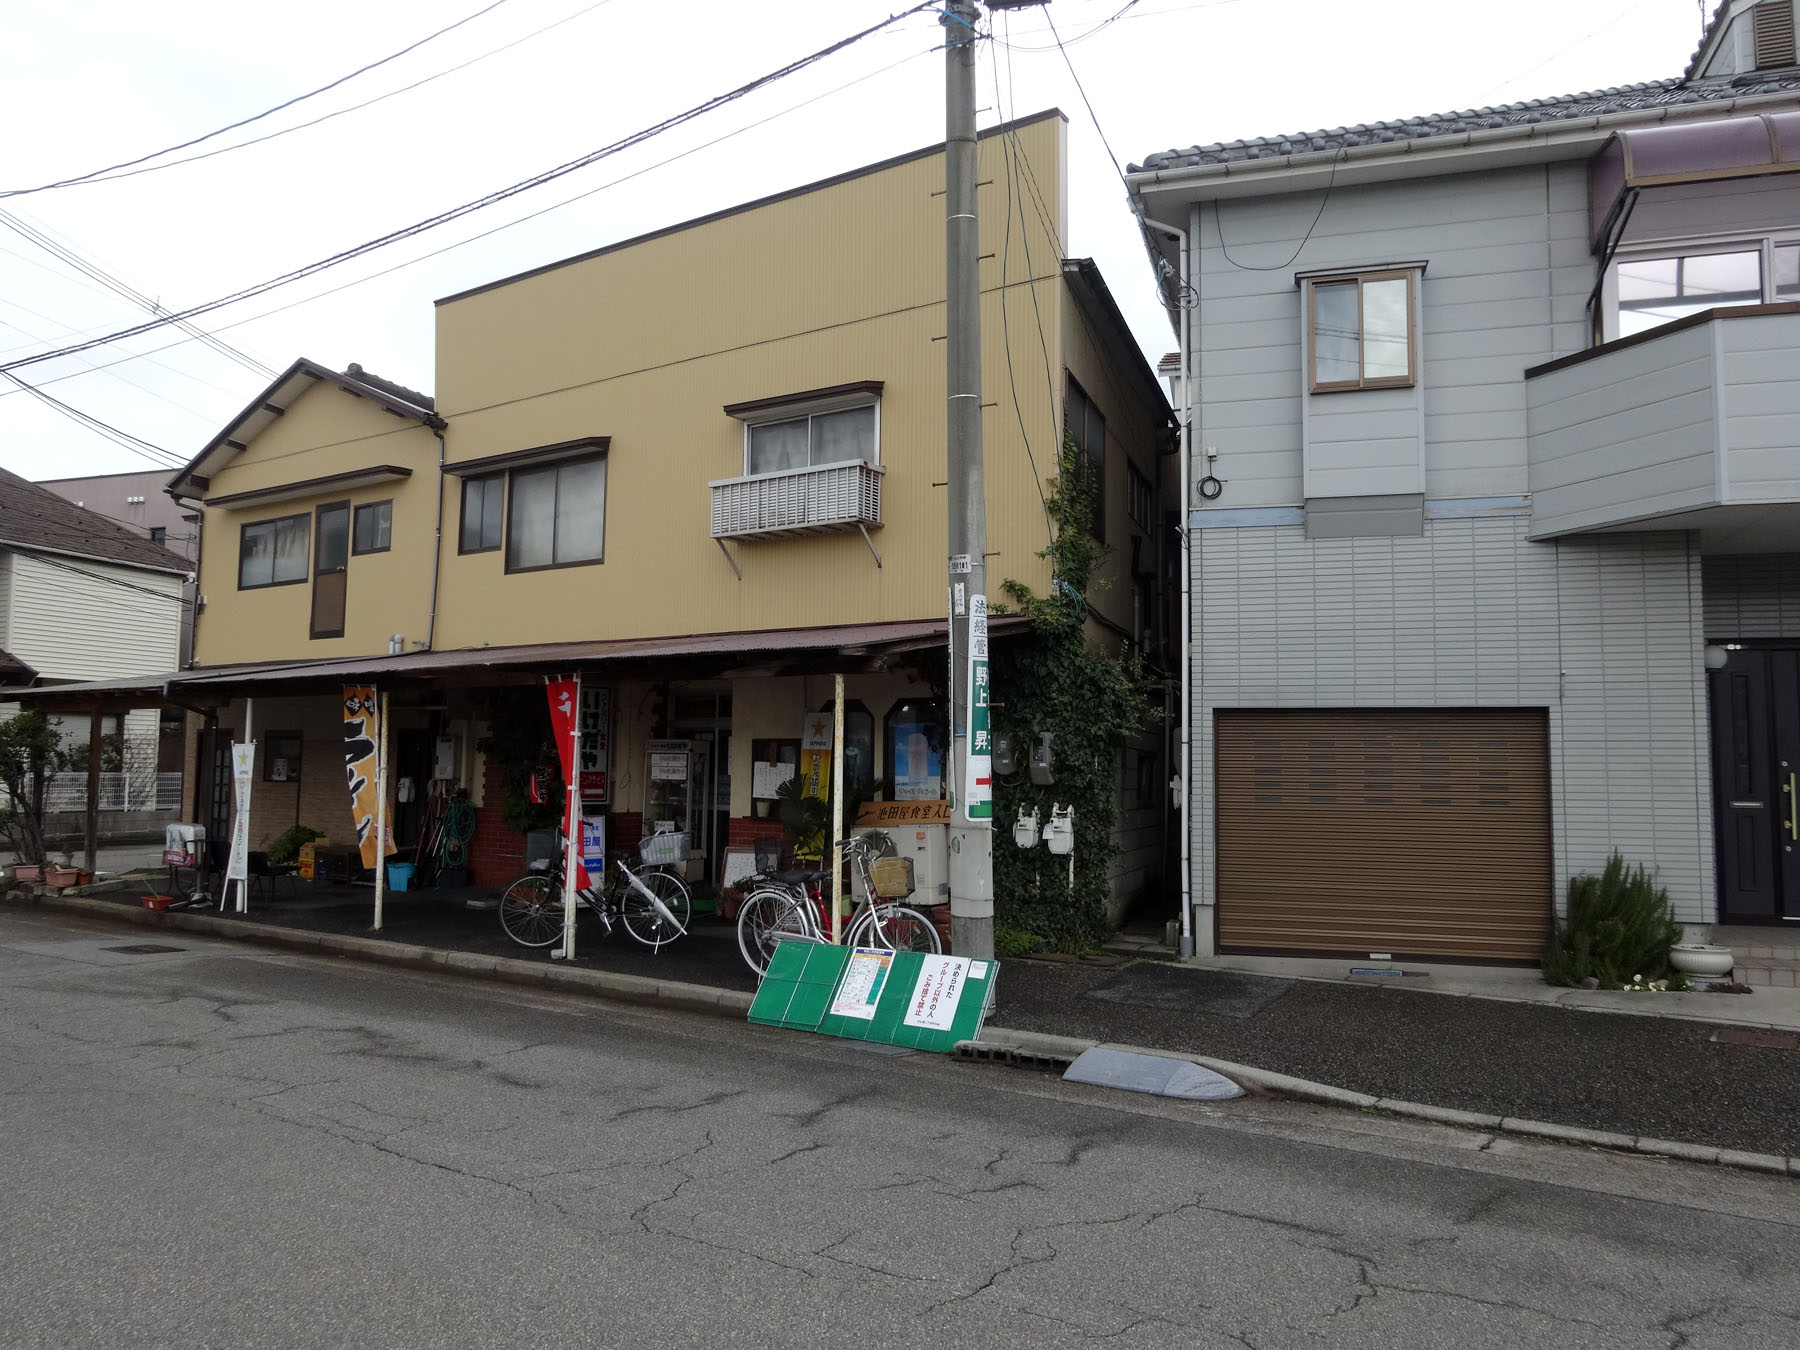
[1589,113,1800,246]
[0,616,1027,710]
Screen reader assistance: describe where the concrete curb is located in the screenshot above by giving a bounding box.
[9,892,1791,1177]
[974,1024,1799,1180]
[8,892,755,1020]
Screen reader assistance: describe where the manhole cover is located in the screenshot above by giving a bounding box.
[1713,1026,1800,1050]
[104,943,187,956]
[1081,964,1294,1019]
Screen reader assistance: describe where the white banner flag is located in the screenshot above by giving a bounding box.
[225,742,255,882]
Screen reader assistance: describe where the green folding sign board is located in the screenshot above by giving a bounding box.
[748,941,998,1053]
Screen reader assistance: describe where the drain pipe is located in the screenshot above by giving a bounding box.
[424,428,446,651]
[1154,214,1198,959]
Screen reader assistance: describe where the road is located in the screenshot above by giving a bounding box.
[3,906,1797,1349]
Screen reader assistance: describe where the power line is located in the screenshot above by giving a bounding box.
[0,207,277,378]
[1,547,190,604]
[0,3,938,377]
[0,308,222,425]
[1,370,186,468]
[0,38,936,406]
[0,0,519,199]
[38,0,619,195]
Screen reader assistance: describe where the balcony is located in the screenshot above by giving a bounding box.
[1526,305,1800,552]
[710,459,884,541]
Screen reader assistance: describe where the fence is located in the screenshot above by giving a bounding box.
[42,772,182,813]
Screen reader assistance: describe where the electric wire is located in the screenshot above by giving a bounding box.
[0,3,939,376]
[0,310,223,425]
[37,0,619,195]
[0,207,277,378]
[0,547,189,604]
[0,38,937,405]
[2,371,186,468]
[0,0,519,198]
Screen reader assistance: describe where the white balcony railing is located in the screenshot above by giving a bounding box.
[710,459,883,541]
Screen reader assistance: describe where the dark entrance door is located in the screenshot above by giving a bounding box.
[310,501,349,640]
[1709,647,1800,923]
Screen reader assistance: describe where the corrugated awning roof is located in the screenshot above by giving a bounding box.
[1589,111,1800,244]
[1,617,1025,707]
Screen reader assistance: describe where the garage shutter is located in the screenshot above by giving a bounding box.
[1215,709,1552,961]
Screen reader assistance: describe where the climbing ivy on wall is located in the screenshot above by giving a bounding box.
[990,435,1152,949]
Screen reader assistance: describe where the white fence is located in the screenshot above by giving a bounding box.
[43,772,182,813]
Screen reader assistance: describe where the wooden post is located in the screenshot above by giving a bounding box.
[84,704,102,874]
[373,691,390,931]
[831,674,846,943]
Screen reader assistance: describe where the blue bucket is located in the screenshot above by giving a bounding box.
[387,862,416,892]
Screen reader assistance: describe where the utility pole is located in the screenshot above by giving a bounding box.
[943,0,993,960]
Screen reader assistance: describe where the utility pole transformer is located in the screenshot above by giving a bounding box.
[943,0,994,960]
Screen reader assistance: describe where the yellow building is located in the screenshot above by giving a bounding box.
[152,111,1174,914]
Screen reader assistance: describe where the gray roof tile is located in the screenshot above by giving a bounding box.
[1129,75,1800,173]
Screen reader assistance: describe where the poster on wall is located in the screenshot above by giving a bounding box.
[342,685,396,870]
[890,715,943,801]
[579,684,610,802]
[799,713,832,803]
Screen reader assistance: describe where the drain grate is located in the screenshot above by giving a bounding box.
[956,1041,1076,1072]
[104,943,187,956]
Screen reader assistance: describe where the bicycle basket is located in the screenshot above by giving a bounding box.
[868,855,915,899]
[638,830,690,865]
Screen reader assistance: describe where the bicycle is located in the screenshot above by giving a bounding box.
[498,829,692,952]
[735,830,940,975]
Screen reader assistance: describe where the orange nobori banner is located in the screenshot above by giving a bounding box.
[343,684,395,869]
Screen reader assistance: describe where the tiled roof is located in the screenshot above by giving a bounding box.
[0,466,189,573]
[0,647,37,683]
[1130,74,1800,172]
[344,362,434,414]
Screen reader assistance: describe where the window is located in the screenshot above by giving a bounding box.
[506,454,606,571]
[1065,377,1107,539]
[459,475,503,554]
[263,732,302,783]
[1308,271,1415,391]
[148,526,166,545]
[238,513,309,589]
[1609,238,1800,338]
[1127,463,1153,531]
[352,500,392,554]
[746,405,876,474]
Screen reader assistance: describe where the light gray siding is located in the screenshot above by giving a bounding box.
[1194,164,1592,517]
[1526,309,1800,535]
[1191,516,1712,926]
[1703,553,1800,636]
[1620,175,1800,248]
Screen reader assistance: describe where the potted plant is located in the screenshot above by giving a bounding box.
[45,863,81,887]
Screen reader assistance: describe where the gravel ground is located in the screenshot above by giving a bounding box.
[994,960,1800,1158]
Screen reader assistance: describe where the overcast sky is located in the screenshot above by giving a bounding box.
[0,0,1710,482]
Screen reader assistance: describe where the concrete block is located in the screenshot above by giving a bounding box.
[1714,1148,1790,1176]
[1384,1101,1504,1130]
[983,1025,1100,1060]
[1638,1137,1721,1165]
[1500,1117,1635,1150]
[445,951,499,975]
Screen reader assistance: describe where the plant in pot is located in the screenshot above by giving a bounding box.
[265,825,322,868]
[1,708,78,883]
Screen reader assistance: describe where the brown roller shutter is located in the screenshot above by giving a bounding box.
[1215,709,1552,962]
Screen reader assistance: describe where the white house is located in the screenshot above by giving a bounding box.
[1130,1,1800,965]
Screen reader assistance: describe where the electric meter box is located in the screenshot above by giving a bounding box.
[851,823,948,907]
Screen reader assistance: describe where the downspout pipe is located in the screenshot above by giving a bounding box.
[425,428,446,652]
[1149,214,1197,959]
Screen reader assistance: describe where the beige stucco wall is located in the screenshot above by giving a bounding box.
[429,114,1070,651]
[192,380,442,665]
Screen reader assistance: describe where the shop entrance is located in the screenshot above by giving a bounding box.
[668,691,731,885]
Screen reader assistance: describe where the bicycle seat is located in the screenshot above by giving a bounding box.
[775,867,825,885]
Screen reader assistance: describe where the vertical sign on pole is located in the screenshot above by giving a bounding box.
[963,593,992,821]
[545,676,586,960]
[225,741,254,912]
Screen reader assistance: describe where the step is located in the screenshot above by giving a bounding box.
[1730,957,1800,990]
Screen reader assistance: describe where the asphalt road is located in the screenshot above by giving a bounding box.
[4,906,1798,1350]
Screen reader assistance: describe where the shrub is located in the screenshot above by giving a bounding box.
[265,825,322,867]
[1542,853,1682,990]
[993,922,1044,960]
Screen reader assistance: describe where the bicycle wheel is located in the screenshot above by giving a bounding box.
[498,873,565,947]
[619,868,691,950]
[736,887,817,974]
[848,904,941,955]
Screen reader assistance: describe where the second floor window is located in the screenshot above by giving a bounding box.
[1612,241,1799,338]
[238,513,309,589]
[1127,463,1153,531]
[1308,270,1416,391]
[1066,377,1106,540]
[460,475,503,553]
[352,501,392,554]
[507,454,606,571]
[747,405,876,474]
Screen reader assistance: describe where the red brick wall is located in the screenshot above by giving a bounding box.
[468,756,524,887]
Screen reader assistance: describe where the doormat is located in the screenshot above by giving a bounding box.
[1081,964,1294,1019]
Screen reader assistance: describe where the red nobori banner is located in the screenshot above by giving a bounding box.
[545,677,589,888]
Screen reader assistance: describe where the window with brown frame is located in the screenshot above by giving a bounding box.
[505,453,606,572]
[1308,270,1416,392]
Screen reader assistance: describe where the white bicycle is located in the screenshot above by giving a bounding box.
[735,831,940,975]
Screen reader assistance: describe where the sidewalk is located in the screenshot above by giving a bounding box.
[10,880,1798,1162]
